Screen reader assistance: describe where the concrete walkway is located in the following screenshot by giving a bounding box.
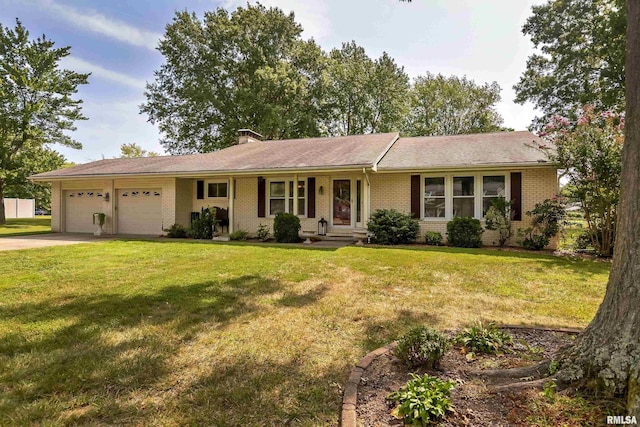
[0,233,113,251]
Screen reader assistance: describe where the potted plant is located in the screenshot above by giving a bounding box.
[93,212,106,236]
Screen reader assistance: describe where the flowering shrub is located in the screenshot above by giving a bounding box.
[537,105,622,256]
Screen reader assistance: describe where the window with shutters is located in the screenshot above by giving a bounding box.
[267,178,306,217]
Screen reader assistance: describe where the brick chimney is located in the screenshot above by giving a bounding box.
[238,129,263,145]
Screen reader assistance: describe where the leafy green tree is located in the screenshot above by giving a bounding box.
[141,5,327,154]
[403,73,504,136]
[539,105,622,256]
[515,0,626,126]
[323,43,409,135]
[119,143,159,158]
[0,19,88,223]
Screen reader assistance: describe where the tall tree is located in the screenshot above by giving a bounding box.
[0,19,88,224]
[323,42,409,135]
[556,1,640,414]
[514,0,626,127]
[119,143,159,158]
[141,5,327,154]
[403,73,504,136]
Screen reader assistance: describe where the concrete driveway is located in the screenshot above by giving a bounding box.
[0,234,113,251]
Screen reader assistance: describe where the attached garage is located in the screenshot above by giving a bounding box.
[65,190,103,233]
[117,189,163,235]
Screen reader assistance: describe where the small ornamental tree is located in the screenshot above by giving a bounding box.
[484,197,513,247]
[538,105,623,256]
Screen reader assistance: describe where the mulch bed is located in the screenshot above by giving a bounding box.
[356,328,578,427]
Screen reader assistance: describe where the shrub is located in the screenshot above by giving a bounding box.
[455,322,512,354]
[367,209,419,245]
[446,217,483,248]
[229,230,249,241]
[388,374,455,426]
[273,212,301,243]
[484,197,513,247]
[188,207,217,239]
[394,326,449,369]
[424,231,443,246]
[164,223,188,238]
[518,198,566,250]
[256,223,270,241]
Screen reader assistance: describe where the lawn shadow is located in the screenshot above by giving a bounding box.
[276,285,328,308]
[0,275,284,425]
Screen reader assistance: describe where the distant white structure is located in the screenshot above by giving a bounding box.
[3,198,35,219]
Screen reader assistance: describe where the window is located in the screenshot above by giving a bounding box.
[482,176,506,216]
[424,177,445,218]
[207,182,228,198]
[453,176,474,218]
[268,179,306,216]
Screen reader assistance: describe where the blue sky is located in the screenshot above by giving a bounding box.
[1,0,544,164]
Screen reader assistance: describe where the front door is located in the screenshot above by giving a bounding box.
[332,179,351,226]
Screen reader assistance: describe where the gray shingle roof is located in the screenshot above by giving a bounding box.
[31,133,399,179]
[376,131,551,170]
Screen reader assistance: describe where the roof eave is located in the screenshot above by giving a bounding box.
[375,161,558,173]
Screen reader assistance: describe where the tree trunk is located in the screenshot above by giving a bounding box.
[557,1,640,415]
[0,180,6,225]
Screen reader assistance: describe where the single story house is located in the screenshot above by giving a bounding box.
[30,130,558,246]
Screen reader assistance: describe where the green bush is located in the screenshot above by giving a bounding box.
[455,322,512,354]
[229,230,249,241]
[256,223,270,241]
[394,326,449,369]
[518,198,566,250]
[424,231,443,246]
[388,374,455,426]
[188,207,217,239]
[484,197,513,247]
[164,223,188,238]
[446,217,483,248]
[273,212,301,243]
[367,209,419,245]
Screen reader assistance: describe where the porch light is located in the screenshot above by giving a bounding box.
[318,217,328,236]
[318,185,324,195]
[103,192,110,202]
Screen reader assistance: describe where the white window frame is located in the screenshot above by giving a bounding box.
[206,180,228,199]
[266,178,307,218]
[420,172,510,221]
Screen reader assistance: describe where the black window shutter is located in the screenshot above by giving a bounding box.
[510,172,522,221]
[410,175,420,218]
[258,177,266,218]
[196,180,204,200]
[307,177,316,218]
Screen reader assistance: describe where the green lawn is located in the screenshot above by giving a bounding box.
[0,241,610,426]
[0,216,51,237]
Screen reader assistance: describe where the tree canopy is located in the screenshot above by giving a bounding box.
[514,0,626,126]
[142,4,506,155]
[119,143,159,158]
[0,19,88,223]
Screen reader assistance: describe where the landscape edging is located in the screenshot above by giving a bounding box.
[339,324,584,427]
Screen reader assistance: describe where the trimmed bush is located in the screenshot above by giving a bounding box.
[164,223,188,238]
[395,326,449,369]
[229,230,249,241]
[389,374,455,426]
[188,207,217,239]
[367,209,419,245]
[273,212,301,243]
[424,231,443,246]
[484,197,513,247]
[446,217,483,248]
[518,199,566,250]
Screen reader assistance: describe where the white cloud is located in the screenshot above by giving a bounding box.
[220,0,332,41]
[61,56,146,90]
[44,0,162,51]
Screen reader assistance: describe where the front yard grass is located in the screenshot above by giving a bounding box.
[0,216,51,237]
[0,241,609,425]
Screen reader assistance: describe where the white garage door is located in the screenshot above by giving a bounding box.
[65,190,103,233]
[117,189,163,235]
